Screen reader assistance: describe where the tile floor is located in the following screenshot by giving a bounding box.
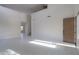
[0,36,79,55]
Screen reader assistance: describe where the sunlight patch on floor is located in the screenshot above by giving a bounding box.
[29,39,76,48]
[29,40,57,48]
[0,49,20,55]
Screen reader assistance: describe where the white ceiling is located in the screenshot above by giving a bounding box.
[0,4,44,14]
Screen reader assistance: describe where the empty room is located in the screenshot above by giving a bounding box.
[0,4,79,55]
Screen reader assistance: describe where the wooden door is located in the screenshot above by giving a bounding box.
[63,17,75,44]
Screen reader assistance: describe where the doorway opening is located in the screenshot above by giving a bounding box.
[20,22,26,40]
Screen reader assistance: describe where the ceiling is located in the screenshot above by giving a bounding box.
[0,4,45,14]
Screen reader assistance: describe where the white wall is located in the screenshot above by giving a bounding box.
[31,4,74,43]
[0,6,27,39]
[74,5,79,47]
[73,5,79,16]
